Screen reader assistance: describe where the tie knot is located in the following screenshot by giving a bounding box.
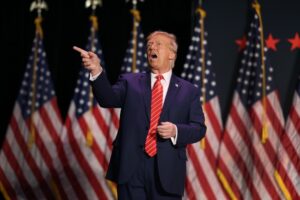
[156,75,164,81]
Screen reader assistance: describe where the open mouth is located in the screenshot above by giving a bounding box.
[150,53,158,59]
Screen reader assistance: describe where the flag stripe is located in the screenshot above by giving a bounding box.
[12,115,55,199]
[235,93,281,198]
[276,133,300,198]
[88,109,113,164]
[109,108,120,129]
[35,107,68,199]
[197,119,227,199]
[187,146,216,199]
[230,104,263,199]
[0,154,18,199]
[186,154,206,200]
[46,113,88,199]
[57,131,89,200]
[204,100,222,141]
[66,116,109,200]
[2,140,37,199]
[65,115,100,199]
[61,16,117,199]
[217,149,244,199]
[290,107,300,141]
[278,81,300,198]
[281,129,300,176]
[35,100,75,199]
[79,115,109,170]
[251,104,285,198]
[217,6,287,198]
[276,92,300,198]
[237,98,282,198]
[93,106,113,151]
[182,7,225,199]
[185,178,197,200]
[285,116,300,170]
[0,31,71,199]
[50,98,63,127]
[1,150,28,198]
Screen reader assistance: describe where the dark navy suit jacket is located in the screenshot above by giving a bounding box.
[91,71,206,195]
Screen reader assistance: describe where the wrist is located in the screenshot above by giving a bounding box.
[91,65,102,76]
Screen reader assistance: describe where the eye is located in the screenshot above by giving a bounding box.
[146,43,153,50]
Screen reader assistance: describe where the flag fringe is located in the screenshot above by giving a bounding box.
[107,180,118,199]
[86,130,93,147]
[200,138,205,149]
[261,123,268,143]
[50,179,62,200]
[274,170,292,200]
[217,168,237,200]
[0,181,10,200]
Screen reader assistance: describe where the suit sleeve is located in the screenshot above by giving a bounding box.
[175,88,206,147]
[90,71,126,108]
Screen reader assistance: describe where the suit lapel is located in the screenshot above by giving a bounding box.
[139,72,151,121]
[160,74,181,121]
[140,73,181,122]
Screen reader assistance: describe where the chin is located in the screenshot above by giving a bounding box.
[149,64,158,69]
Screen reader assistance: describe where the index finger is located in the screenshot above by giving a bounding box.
[73,46,89,56]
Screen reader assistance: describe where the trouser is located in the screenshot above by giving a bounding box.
[117,152,182,200]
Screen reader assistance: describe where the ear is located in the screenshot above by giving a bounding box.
[169,51,176,60]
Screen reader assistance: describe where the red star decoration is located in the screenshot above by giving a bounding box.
[288,33,300,51]
[265,34,280,51]
[235,36,247,51]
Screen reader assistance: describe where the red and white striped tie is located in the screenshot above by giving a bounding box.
[145,75,164,157]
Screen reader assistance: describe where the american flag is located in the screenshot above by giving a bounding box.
[0,19,66,199]
[120,8,148,73]
[59,15,117,199]
[274,75,300,199]
[217,3,285,199]
[181,7,226,200]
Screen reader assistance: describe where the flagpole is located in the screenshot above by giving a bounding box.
[126,0,145,73]
[195,6,207,150]
[29,1,62,199]
[85,1,119,199]
[255,1,291,197]
[28,0,48,149]
[130,0,139,73]
[195,0,207,149]
[251,1,270,145]
[85,0,102,147]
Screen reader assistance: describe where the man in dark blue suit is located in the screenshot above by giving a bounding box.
[74,31,206,199]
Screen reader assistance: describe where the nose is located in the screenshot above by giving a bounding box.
[147,43,156,51]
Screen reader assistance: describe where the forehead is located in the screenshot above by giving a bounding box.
[147,33,171,43]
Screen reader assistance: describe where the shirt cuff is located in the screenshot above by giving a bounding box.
[170,125,178,145]
[89,71,101,81]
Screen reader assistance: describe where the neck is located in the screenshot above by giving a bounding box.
[151,67,172,75]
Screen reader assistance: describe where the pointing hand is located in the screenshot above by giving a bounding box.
[73,46,102,76]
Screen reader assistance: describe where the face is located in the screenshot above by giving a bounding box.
[146,34,176,74]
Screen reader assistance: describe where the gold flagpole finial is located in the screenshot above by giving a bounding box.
[30,0,48,17]
[198,0,203,6]
[30,0,48,37]
[85,0,102,11]
[125,0,145,10]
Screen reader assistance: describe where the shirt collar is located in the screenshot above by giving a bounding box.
[151,70,172,84]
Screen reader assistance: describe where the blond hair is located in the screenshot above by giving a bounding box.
[147,31,178,68]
